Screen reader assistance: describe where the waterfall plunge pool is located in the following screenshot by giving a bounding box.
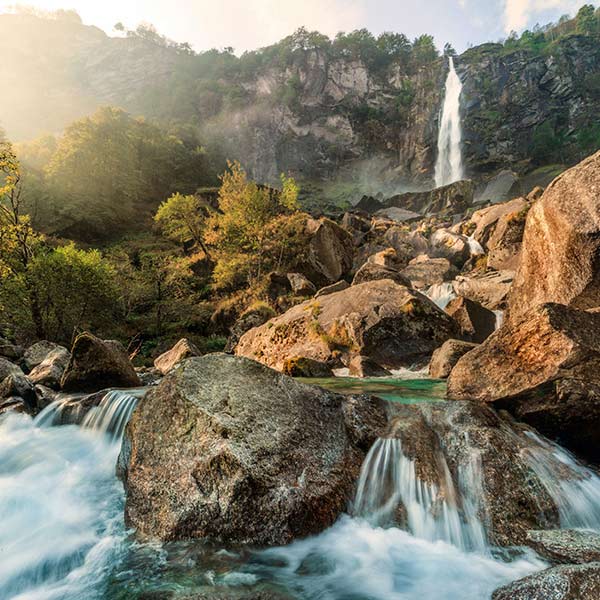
[1,383,591,600]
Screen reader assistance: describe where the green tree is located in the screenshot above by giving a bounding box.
[154,192,213,258]
[576,4,597,35]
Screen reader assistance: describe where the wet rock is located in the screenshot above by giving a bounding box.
[154,338,202,375]
[446,296,496,343]
[314,280,350,298]
[348,355,391,378]
[0,397,27,416]
[286,273,317,296]
[236,279,458,372]
[453,270,514,310]
[429,339,478,379]
[120,354,386,544]
[0,373,37,411]
[492,563,600,600]
[34,384,59,411]
[352,262,412,287]
[23,341,64,372]
[386,179,474,216]
[61,332,141,393]
[400,256,458,290]
[526,530,600,565]
[447,303,600,463]
[28,347,71,390]
[0,357,23,381]
[391,401,561,546]
[429,229,471,267]
[282,356,333,378]
[509,151,600,324]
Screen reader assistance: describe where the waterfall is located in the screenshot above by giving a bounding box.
[435,56,464,188]
[522,432,600,530]
[352,438,488,553]
[425,281,457,309]
[35,388,144,441]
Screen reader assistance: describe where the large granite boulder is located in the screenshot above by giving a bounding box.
[28,346,71,390]
[224,304,276,353]
[429,339,478,379]
[486,202,528,271]
[0,373,37,412]
[298,217,353,286]
[509,151,600,324]
[400,256,458,290]
[119,354,387,544]
[351,262,412,287]
[236,280,458,372]
[61,332,141,393]
[525,530,600,565]
[492,563,600,600]
[468,197,528,249]
[447,303,600,462]
[453,271,514,310]
[22,340,64,372]
[154,338,202,375]
[386,179,474,216]
[446,296,496,343]
[0,357,23,381]
[0,338,23,361]
[429,229,471,267]
[281,356,333,378]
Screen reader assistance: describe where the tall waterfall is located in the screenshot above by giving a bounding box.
[435,56,464,187]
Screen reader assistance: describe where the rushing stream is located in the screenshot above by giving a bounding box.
[1,382,599,599]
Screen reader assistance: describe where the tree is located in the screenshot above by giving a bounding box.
[577,4,597,35]
[411,35,439,67]
[154,192,213,258]
[204,161,302,291]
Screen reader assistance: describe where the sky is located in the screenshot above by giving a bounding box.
[0,0,597,53]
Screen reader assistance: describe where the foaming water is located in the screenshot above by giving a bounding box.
[352,438,488,553]
[425,281,456,309]
[251,516,544,600]
[522,432,600,530]
[435,56,464,187]
[0,413,125,600]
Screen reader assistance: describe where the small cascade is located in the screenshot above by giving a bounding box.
[425,281,457,309]
[522,432,600,530]
[352,438,488,553]
[435,56,464,188]
[35,388,145,441]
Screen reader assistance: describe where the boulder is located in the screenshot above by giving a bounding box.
[0,339,23,361]
[0,357,23,381]
[236,279,458,372]
[0,373,37,411]
[348,355,391,378]
[429,229,471,267]
[61,332,141,393]
[367,247,409,271]
[266,272,292,299]
[400,256,458,290]
[486,203,528,271]
[384,226,427,258]
[382,401,560,547]
[386,179,474,216]
[354,195,383,213]
[492,563,600,600]
[314,280,350,298]
[446,296,496,343]
[119,354,387,544]
[0,397,27,416]
[154,338,202,375]
[509,151,600,324]
[476,169,520,205]
[447,303,600,463]
[352,262,412,287]
[28,347,71,390]
[282,356,333,378]
[22,340,64,372]
[468,197,528,249]
[429,339,478,379]
[286,273,317,296]
[224,304,276,353]
[526,530,600,565]
[298,217,353,286]
[374,206,420,223]
[453,271,514,310]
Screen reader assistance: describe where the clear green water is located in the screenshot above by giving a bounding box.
[299,377,447,403]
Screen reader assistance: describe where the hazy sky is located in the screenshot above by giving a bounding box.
[1,0,597,53]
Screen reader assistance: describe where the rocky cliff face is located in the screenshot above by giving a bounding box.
[3,14,600,201]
